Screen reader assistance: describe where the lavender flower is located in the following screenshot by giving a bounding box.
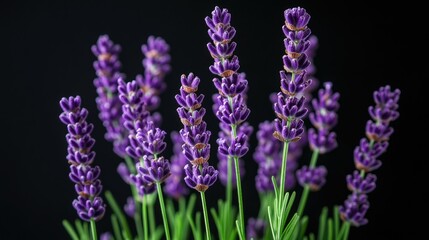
[136,36,171,117]
[347,171,377,194]
[184,164,218,192]
[129,122,171,196]
[92,35,128,157]
[100,232,113,240]
[247,218,266,240]
[176,73,218,192]
[340,85,400,227]
[296,166,327,191]
[339,194,369,227]
[59,96,105,222]
[206,7,252,188]
[124,197,136,218]
[164,132,189,199]
[308,82,340,153]
[118,78,150,160]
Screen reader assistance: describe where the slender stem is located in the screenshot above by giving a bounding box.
[156,183,171,240]
[90,219,97,240]
[142,197,149,240]
[297,150,320,217]
[309,150,319,168]
[200,192,212,240]
[279,142,290,203]
[360,169,365,178]
[226,156,232,208]
[148,198,156,235]
[234,156,245,239]
[297,186,310,217]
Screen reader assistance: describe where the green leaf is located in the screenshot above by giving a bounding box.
[210,208,222,238]
[333,206,340,239]
[309,233,316,240]
[271,176,279,209]
[328,219,334,240]
[267,206,276,239]
[105,191,132,240]
[283,213,300,239]
[62,220,79,240]
[75,219,89,240]
[298,216,309,240]
[318,207,328,240]
[236,220,244,240]
[111,214,123,240]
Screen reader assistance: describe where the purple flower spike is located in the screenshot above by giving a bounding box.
[176,73,218,192]
[340,85,400,227]
[280,71,311,97]
[347,171,377,194]
[308,82,340,154]
[339,194,369,227]
[207,7,252,189]
[247,218,266,240]
[124,197,136,218]
[274,94,308,121]
[60,96,105,222]
[184,164,218,192]
[92,35,128,157]
[296,166,327,191]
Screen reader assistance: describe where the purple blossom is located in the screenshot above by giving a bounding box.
[296,166,327,191]
[347,171,377,194]
[308,82,340,154]
[207,7,252,188]
[184,164,218,192]
[117,162,131,184]
[136,156,171,184]
[339,194,369,227]
[176,73,218,192]
[164,132,189,199]
[341,85,400,227]
[124,197,136,217]
[247,218,266,240]
[92,35,128,157]
[136,36,171,114]
[100,232,113,240]
[59,96,105,222]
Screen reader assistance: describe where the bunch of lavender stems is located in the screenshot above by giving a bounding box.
[206,7,252,239]
[58,6,403,240]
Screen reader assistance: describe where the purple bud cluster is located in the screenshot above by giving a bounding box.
[340,86,400,227]
[136,36,171,121]
[296,83,340,191]
[206,7,252,186]
[176,73,218,192]
[59,96,105,222]
[92,35,128,157]
[273,7,312,144]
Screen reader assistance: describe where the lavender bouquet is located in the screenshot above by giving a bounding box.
[59,6,400,240]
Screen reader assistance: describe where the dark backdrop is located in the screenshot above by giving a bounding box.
[2,0,425,239]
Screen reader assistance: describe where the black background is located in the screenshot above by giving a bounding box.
[2,0,425,239]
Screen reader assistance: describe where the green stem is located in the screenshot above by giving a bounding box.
[200,192,212,240]
[90,219,97,240]
[297,186,310,217]
[234,156,245,239]
[156,183,171,240]
[142,197,149,240]
[279,142,290,203]
[226,156,232,209]
[148,198,156,236]
[309,150,320,168]
[297,150,320,217]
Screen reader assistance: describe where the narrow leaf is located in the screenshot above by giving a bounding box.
[62,220,79,240]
